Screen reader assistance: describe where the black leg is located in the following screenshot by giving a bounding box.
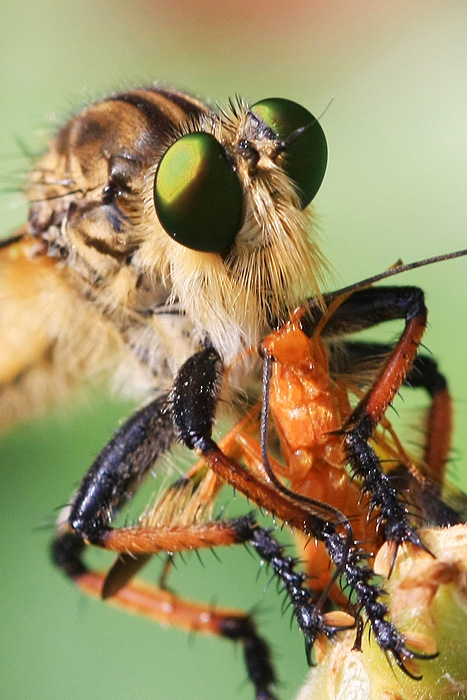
[67,394,174,539]
[304,286,426,339]
[52,394,174,574]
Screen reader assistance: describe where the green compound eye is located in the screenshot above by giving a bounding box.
[154,132,243,253]
[251,98,328,209]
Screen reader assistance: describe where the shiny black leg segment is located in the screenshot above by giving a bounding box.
[57,394,174,545]
[52,394,175,598]
[234,519,354,664]
[222,518,322,700]
[323,527,432,678]
[303,286,426,338]
[171,345,224,449]
[343,419,425,549]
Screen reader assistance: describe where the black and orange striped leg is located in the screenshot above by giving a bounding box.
[53,510,343,699]
[50,383,280,698]
[52,523,278,700]
[338,342,458,526]
[304,286,430,550]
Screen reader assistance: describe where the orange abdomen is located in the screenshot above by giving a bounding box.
[264,320,376,592]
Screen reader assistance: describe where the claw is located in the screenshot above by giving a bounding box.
[392,650,423,680]
[404,631,438,658]
[322,610,355,633]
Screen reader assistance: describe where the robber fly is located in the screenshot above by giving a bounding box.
[1,85,465,699]
[0,87,327,427]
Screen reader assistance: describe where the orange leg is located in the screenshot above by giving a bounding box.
[53,426,348,700]
[62,545,278,700]
[405,355,456,525]
[330,339,457,526]
[218,429,364,606]
[54,500,350,700]
[78,570,255,637]
[425,388,452,484]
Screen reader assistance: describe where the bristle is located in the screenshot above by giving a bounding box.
[374,541,395,577]
[138,473,215,530]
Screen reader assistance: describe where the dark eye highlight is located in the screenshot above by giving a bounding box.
[251,98,328,208]
[154,132,243,253]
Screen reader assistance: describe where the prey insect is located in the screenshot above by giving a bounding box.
[0,84,465,698]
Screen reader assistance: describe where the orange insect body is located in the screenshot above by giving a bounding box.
[264,318,347,482]
[263,315,379,594]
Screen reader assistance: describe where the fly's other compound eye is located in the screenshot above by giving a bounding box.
[251,98,328,208]
[154,132,243,253]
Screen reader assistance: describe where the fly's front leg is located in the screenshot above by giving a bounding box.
[51,353,280,700]
[171,350,344,536]
[52,393,175,576]
[56,512,280,700]
[171,348,368,657]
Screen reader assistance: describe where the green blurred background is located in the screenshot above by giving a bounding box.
[1,2,466,699]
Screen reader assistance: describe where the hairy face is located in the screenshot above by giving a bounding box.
[27,87,328,362]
